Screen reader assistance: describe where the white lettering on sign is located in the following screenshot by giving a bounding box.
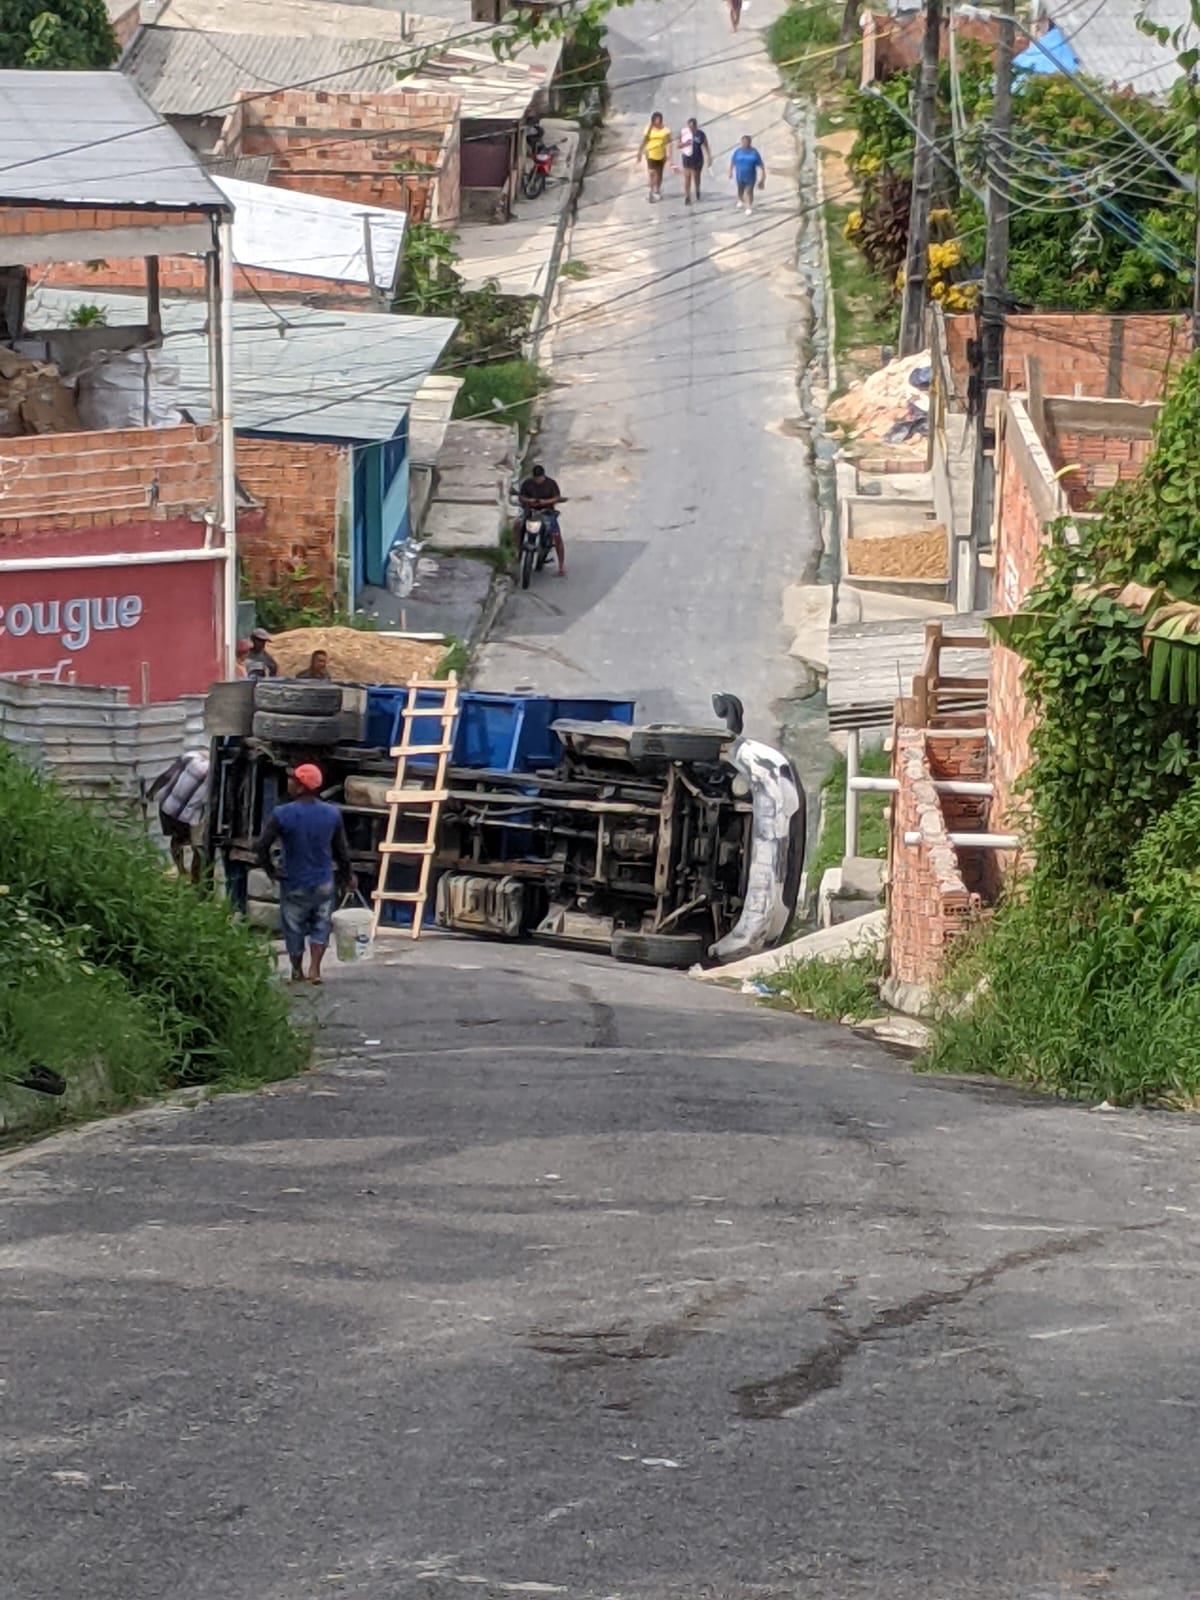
[0,593,144,652]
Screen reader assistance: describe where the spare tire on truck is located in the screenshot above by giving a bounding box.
[610,930,707,969]
[254,681,343,716]
[251,710,344,746]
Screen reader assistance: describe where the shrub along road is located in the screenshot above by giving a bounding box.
[5,938,1200,1598]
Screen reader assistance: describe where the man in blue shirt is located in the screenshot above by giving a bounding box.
[729,134,766,214]
[258,763,354,984]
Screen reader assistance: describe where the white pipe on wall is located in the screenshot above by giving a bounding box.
[217,218,238,678]
[903,831,1018,849]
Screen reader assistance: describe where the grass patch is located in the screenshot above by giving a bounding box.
[558,15,610,113]
[765,950,883,1022]
[436,636,471,679]
[806,745,891,889]
[0,748,307,1106]
[768,1,854,89]
[824,195,898,363]
[453,358,548,438]
[559,259,591,280]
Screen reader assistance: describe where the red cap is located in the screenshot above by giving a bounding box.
[292,763,324,792]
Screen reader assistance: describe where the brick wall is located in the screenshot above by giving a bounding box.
[872,9,996,77]
[1049,427,1153,511]
[887,726,979,988]
[234,435,344,599]
[0,206,212,240]
[0,424,216,538]
[33,257,375,302]
[216,89,461,225]
[941,312,1185,405]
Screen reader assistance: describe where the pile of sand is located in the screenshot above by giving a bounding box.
[846,527,947,581]
[827,351,931,441]
[271,626,445,684]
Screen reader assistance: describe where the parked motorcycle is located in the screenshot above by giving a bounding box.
[520,138,559,199]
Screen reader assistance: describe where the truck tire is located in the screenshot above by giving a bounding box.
[629,725,729,764]
[251,710,343,746]
[610,930,706,969]
[254,681,342,715]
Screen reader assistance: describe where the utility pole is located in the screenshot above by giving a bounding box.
[979,0,1015,392]
[899,0,941,357]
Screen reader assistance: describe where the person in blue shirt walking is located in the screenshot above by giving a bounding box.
[729,134,766,214]
[258,762,355,984]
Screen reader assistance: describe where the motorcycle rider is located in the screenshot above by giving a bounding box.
[518,464,565,577]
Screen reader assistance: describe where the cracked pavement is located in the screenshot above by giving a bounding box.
[5,937,1200,1599]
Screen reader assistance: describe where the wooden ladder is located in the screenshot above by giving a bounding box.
[371,672,459,940]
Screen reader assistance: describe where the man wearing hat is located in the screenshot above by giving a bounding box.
[244,628,278,679]
[257,763,354,984]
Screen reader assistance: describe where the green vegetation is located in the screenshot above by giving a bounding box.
[841,49,1199,315]
[435,637,470,680]
[557,14,610,113]
[559,259,592,281]
[806,745,891,888]
[453,358,548,436]
[0,748,306,1129]
[66,302,108,328]
[244,565,377,633]
[930,354,1200,1104]
[824,195,897,360]
[765,950,883,1022]
[767,0,842,83]
[0,0,117,69]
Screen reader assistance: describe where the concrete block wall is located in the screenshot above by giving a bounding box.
[0,206,211,241]
[0,424,216,536]
[887,727,979,988]
[233,436,343,599]
[33,258,376,302]
[217,89,461,225]
[941,312,1186,406]
[1051,428,1154,511]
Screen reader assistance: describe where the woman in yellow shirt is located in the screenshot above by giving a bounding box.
[637,111,672,203]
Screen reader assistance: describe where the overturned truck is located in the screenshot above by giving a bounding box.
[205,681,805,968]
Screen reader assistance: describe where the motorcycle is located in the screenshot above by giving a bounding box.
[515,500,564,589]
[520,138,559,199]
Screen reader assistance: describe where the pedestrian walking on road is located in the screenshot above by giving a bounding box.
[729,134,766,213]
[679,118,711,204]
[637,111,671,202]
[726,0,743,30]
[257,763,354,985]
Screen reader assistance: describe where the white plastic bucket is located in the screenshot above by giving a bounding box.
[331,906,374,963]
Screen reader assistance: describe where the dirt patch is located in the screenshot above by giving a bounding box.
[272,627,445,684]
[846,528,947,580]
[827,351,930,440]
[817,129,857,204]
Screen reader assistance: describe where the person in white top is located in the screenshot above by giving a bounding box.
[678,118,711,205]
[147,749,210,884]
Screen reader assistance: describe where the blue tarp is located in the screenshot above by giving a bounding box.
[1013,25,1079,78]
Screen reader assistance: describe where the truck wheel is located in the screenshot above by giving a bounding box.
[629,725,729,763]
[251,710,344,746]
[254,681,343,715]
[610,930,707,969]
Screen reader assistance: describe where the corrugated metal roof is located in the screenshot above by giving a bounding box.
[202,153,273,183]
[123,27,450,115]
[0,70,229,210]
[213,177,407,292]
[404,36,562,121]
[826,614,987,730]
[1043,0,1193,95]
[26,286,458,444]
[146,0,455,43]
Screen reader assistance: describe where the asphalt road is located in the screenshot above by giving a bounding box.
[475,0,822,739]
[6,939,1200,1600]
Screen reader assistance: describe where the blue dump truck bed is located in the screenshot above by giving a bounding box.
[361,690,636,774]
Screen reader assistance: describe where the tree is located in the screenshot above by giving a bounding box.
[0,0,118,71]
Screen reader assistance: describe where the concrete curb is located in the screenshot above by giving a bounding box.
[527,121,598,362]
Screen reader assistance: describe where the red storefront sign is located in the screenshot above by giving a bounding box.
[0,553,224,703]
